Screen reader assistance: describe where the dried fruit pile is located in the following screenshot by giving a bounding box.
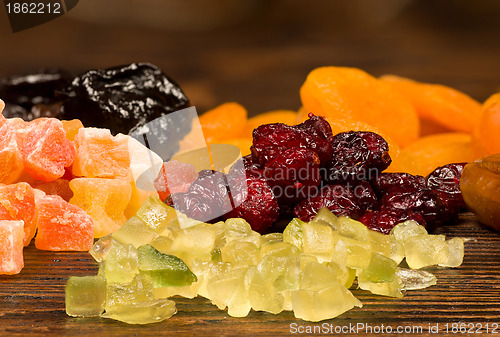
[65,201,464,323]
[197,67,500,178]
[165,113,466,236]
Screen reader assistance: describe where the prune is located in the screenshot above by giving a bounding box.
[0,68,70,118]
[293,184,364,222]
[167,171,232,223]
[57,62,191,138]
[250,115,334,168]
[460,154,500,231]
[223,174,280,234]
[379,190,442,228]
[357,131,392,173]
[359,209,427,235]
[371,172,426,197]
[325,131,371,182]
[263,147,321,205]
[426,163,467,209]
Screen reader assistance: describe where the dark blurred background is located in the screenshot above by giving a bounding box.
[1,0,500,116]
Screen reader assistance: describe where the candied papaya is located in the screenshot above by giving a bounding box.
[300,67,419,147]
[475,93,500,155]
[460,154,500,231]
[72,128,130,178]
[0,118,24,184]
[199,102,248,143]
[61,119,84,141]
[35,195,94,251]
[34,179,74,202]
[380,75,482,134]
[0,182,36,246]
[0,220,24,275]
[69,177,132,238]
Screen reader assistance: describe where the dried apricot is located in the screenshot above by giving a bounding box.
[212,138,252,157]
[244,110,297,138]
[198,102,247,143]
[300,67,419,147]
[402,133,478,176]
[380,75,482,134]
[475,93,500,155]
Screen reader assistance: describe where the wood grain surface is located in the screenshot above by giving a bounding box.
[1,214,499,337]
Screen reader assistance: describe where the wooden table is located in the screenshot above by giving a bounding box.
[1,214,499,337]
[1,1,500,336]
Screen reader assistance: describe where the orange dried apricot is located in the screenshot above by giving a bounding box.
[402,133,478,176]
[212,138,252,157]
[244,110,297,138]
[380,75,482,134]
[475,93,500,155]
[300,67,419,147]
[198,102,247,143]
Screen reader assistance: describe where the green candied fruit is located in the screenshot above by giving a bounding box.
[103,241,139,283]
[65,276,106,317]
[135,195,178,233]
[358,252,398,283]
[101,298,177,325]
[112,216,158,248]
[137,244,197,287]
[283,218,304,249]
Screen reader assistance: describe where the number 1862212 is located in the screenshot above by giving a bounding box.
[6,2,62,14]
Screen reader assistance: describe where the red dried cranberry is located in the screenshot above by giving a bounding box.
[371,172,426,197]
[357,131,392,173]
[359,209,427,235]
[264,147,321,205]
[223,175,280,234]
[352,180,378,211]
[296,113,335,143]
[426,163,467,209]
[293,184,363,222]
[379,189,442,229]
[326,131,371,182]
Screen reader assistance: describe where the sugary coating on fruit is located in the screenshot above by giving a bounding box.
[0,220,24,275]
[21,118,76,182]
[0,182,36,246]
[35,195,94,251]
[300,67,419,147]
[69,177,132,238]
[72,128,130,178]
[0,118,24,184]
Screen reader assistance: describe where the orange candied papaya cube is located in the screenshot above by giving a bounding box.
[0,182,37,246]
[69,177,132,238]
[21,118,76,182]
[380,74,482,135]
[34,179,74,202]
[300,67,420,147]
[0,119,24,184]
[72,128,130,178]
[199,102,248,143]
[35,195,94,251]
[0,220,25,275]
[62,119,84,141]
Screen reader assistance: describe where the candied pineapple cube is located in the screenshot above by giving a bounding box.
[301,221,336,262]
[404,234,448,269]
[65,276,106,317]
[102,241,139,283]
[112,216,158,248]
[101,298,176,324]
[283,218,304,249]
[220,241,260,265]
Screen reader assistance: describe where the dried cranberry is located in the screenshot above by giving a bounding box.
[357,131,392,173]
[426,163,467,209]
[293,184,364,222]
[325,131,371,182]
[371,172,427,197]
[352,180,378,211]
[379,189,442,228]
[223,174,280,234]
[359,209,427,235]
[296,113,335,143]
[264,147,321,205]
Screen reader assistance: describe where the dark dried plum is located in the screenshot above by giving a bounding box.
[0,68,70,118]
[293,184,364,222]
[371,172,426,197]
[264,147,321,205]
[325,131,372,182]
[359,208,427,235]
[57,62,190,138]
[223,174,280,234]
[357,131,392,172]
